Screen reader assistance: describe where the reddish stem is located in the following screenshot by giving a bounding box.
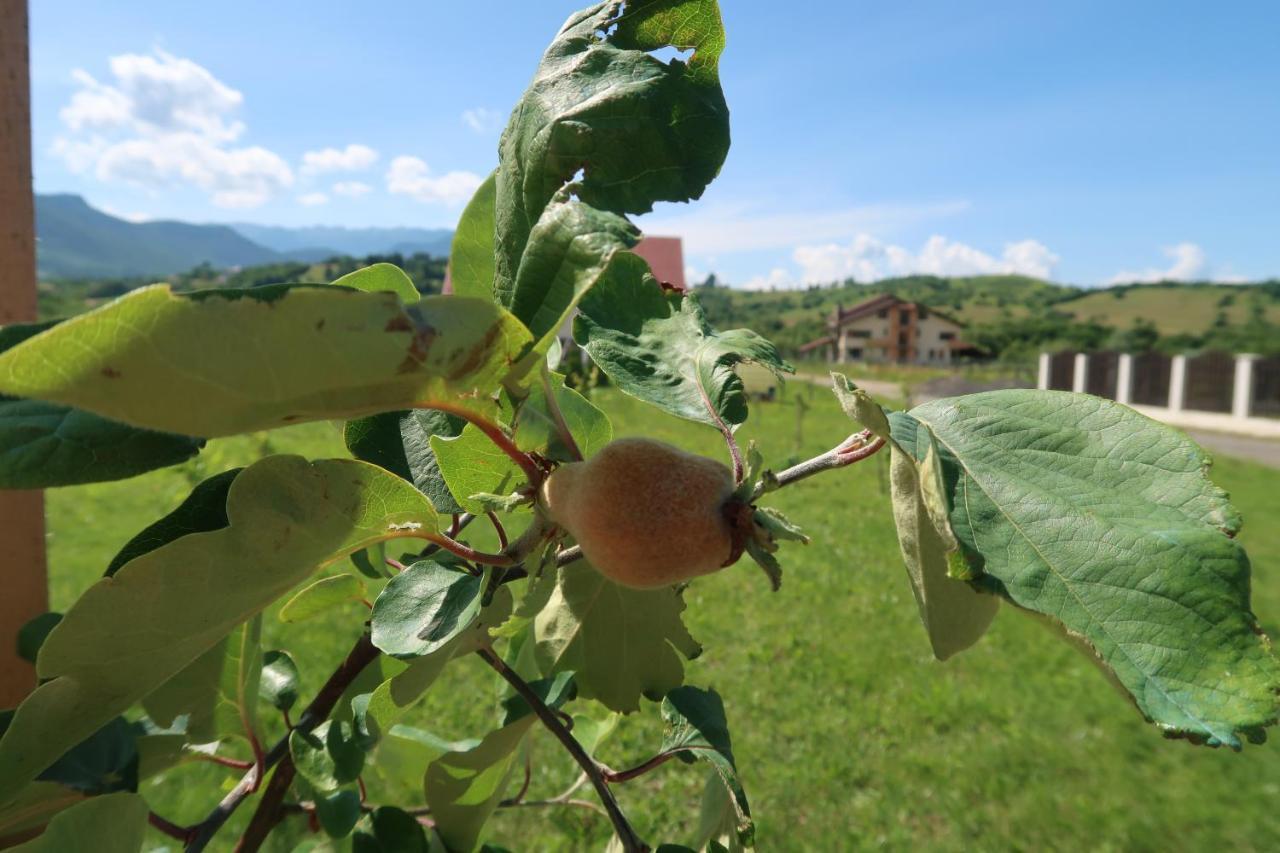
[486,511,510,549]
[424,402,542,484]
[149,812,193,843]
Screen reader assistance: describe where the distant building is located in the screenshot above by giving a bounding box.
[799,294,972,365]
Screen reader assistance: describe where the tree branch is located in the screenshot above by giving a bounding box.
[475,648,648,853]
[185,632,381,852]
[422,402,543,485]
[753,431,885,499]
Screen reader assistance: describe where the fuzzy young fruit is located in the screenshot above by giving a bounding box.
[539,437,737,589]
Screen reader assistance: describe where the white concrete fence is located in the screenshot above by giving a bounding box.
[1037,351,1280,438]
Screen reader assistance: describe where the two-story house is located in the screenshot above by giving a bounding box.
[799,294,971,365]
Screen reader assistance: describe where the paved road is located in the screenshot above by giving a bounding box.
[1188,431,1280,469]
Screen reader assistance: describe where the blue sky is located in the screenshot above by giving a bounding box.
[30,0,1280,287]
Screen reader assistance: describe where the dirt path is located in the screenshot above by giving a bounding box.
[1188,431,1280,469]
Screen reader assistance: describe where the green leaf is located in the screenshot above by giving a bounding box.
[0,398,204,489]
[430,427,522,516]
[659,686,752,846]
[891,390,1280,747]
[0,319,203,489]
[0,286,532,438]
[0,456,441,802]
[371,562,483,659]
[345,409,465,515]
[576,255,792,428]
[449,172,497,303]
[290,720,365,793]
[506,196,639,353]
[313,787,363,839]
[830,372,891,441]
[534,561,701,712]
[105,467,240,576]
[35,717,139,796]
[332,263,420,303]
[362,588,512,734]
[887,431,998,662]
[494,0,728,303]
[517,370,612,462]
[260,650,300,713]
[16,613,62,664]
[280,574,368,623]
[0,783,85,842]
[352,806,429,853]
[425,672,574,851]
[695,770,746,853]
[5,792,147,853]
[141,615,263,744]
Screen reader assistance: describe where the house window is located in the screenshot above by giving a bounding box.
[847,347,863,359]
[939,331,955,341]
[919,307,929,320]
[899,309,910,324]
[877,309,888,319]
[849,329,872,339]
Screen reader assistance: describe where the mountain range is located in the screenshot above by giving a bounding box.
[34,194,454,279]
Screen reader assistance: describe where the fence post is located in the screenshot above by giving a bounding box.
[1233,354,1257,420]
[0,0,47,706]
[1036,352,1050,390]
[1169,355,1187,413]
[1072,353,1088,394]
[1115,353,1133,405]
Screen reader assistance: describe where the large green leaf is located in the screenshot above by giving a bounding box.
[345,409,466,515]
[575,255,793,428]
[0,783,85,843]
[430,427,523,516]
[280,574,368,623]
[0,320,202,488]
[7,792,147,853]
[659,687,752,846]
[494,0,728,302]
[290,720,365,793]
[534,561,701,712]
[505,195,639,353]
[0,456,442,803]
[890,390,1280,747]
[0,286,532,437]
[449,172,497,303]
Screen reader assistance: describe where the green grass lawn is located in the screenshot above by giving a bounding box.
[44,383,1280,852]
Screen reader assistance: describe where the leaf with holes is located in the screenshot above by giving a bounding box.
[494,0,728,302]
[0,286,532,437]
[534,561,701,712]
[575,255,792,428]
[890,390,1280,747]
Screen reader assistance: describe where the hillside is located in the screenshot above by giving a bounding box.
[35,194,283,278]
[232,223,454,259]
[693,274,1280,358]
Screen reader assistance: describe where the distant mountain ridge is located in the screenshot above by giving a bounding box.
[34,194,455,279]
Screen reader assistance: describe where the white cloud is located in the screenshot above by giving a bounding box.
[332,180,372,198]
[301,144,378,175]
[639,200,970,255]
[462,107,502,133]
[297,192,329,206]
[98,203,151,223]
[52,49,292,208]
[742,267,795,291]
[385,156,483,204]
[1107,242,1207,284]
[790,234,1059,284]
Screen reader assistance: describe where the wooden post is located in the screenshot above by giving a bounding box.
[0,0,47,706]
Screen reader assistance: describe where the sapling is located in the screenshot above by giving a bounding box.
[0,2,1274,852]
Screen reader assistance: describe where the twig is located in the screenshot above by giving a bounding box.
[555,545,583,568]
[486,511,510,550]
[427,532,516,567]
[234,757,296,852]
[149,812,193,843]
[185,633,381,852]
[476,648,648,853]
[600,752,677,783]
[753,431,886,499]
[540,366,584,462]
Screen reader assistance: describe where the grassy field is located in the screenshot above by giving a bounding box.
[44,383,1280,852]
[1057,284,1280,336]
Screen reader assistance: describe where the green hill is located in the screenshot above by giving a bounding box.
[36,194,284,278]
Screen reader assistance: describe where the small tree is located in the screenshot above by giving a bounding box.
[0,2,1275,851]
